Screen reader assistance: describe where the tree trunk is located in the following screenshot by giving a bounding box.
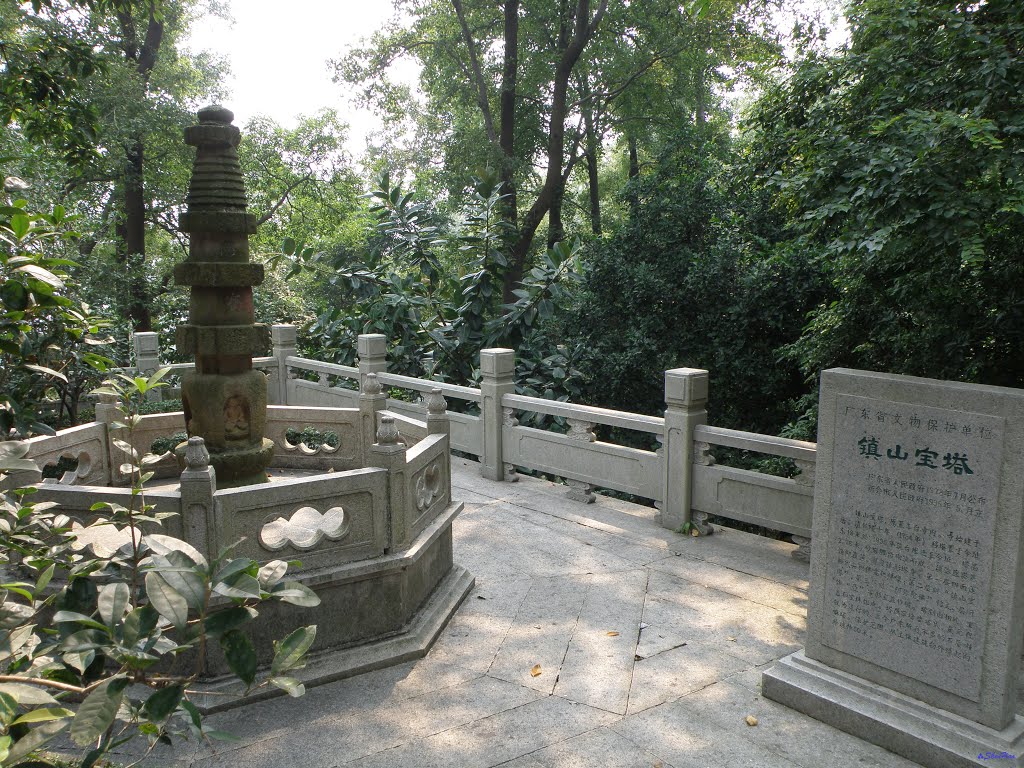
[547,183,565,249]
[584,107,601,235]
[121,135,153,331]
[114,3,163,332]
[695,66,706,127]
[499,0,519,228]
[453,0,497,144]
[504,0,607,303]
[626,133,640,219]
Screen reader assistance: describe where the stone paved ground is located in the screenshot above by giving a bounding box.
[135,458,921,768]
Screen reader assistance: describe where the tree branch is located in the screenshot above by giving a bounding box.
[256,173,315,226]
[77,193,115,259]
[0,675,107,695]
[136,1,164,79]
[451,0,497,145]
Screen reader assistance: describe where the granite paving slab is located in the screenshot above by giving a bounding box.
[198,675,543,767]
[553,569,648,713]
[488,573,592,694]
[343,696,620,768]
[498,727,677,768]
[648,551,808,616]
[626,640,752,714]
[95,458,924,767]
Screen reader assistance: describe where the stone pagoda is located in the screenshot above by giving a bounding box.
[173,105,273,487]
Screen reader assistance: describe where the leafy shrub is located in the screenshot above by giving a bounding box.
[0,371,319,766]
[280,172,587,406]
[0,197,113,438]
[284,427,339,451]
[568,133,825,436]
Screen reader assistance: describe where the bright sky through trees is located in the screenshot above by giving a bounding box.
[182,0,420,154]
[183,1,845,159]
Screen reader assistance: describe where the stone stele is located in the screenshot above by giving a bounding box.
[173,105,274,487]
[763,368,1024,768]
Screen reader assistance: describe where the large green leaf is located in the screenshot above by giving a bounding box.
[0,693,17,727]
[9,213,29,240]
[149,552,206,611]
[144,572,189,628]
[121,605,159,647]
[269,676,305,698]
[33,564,54,597]
[213,573,261,600]
[220,630,257,687]
[14,264,64,290]
[256,560,287,587]
[10,707,74,726]
[22,364,67,383]
[0,683,57,707]
[179,699,202,731]
[145,534,207,570]
[97,582,129,628]
[141,684,183,722]
[52,611,108,632]
[58,628,105,654]
[0,624,36,663]
[212,558,256,585]
[3,718,68,766]
[0,281,28,312]
[70,677,128,747]
[270,581,320,607]
[271,625,316,676]
[62,649,95,675]
[204,605,256,637]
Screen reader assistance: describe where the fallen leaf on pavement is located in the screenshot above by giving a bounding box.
[530,664,542,677]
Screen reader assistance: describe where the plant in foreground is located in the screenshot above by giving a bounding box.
[0,369,319,767]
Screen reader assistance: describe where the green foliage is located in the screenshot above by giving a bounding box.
[749,0,1024,390]
[285,171,586,403]
[570,131,824,434]
[2,0,235,339]
[240,111,368,331]
[0,1,113,164]
[149,430,186,456]
[0,371,318,766]
[283,428,339,451]
[0,198,113,438]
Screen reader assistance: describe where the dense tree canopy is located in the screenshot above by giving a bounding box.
[750,0,1024,391]
[5,0,1023,442]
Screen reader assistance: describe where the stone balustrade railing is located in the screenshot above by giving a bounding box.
[116,324,818,559]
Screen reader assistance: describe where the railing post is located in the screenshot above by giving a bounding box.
[133,331,160,375]
[94,391,120,427]
[425,388,450,437]
[372,415,409,552]
[179,437,217,556]
[359,373,387,466]
[133,331,160,401]
[357,333,387,390]
[92,388,121,485]
[791,458,815,561]
[661,367,709,531]
[479,348,515,481]
[564,418,597,503]
[270,324,296,406]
